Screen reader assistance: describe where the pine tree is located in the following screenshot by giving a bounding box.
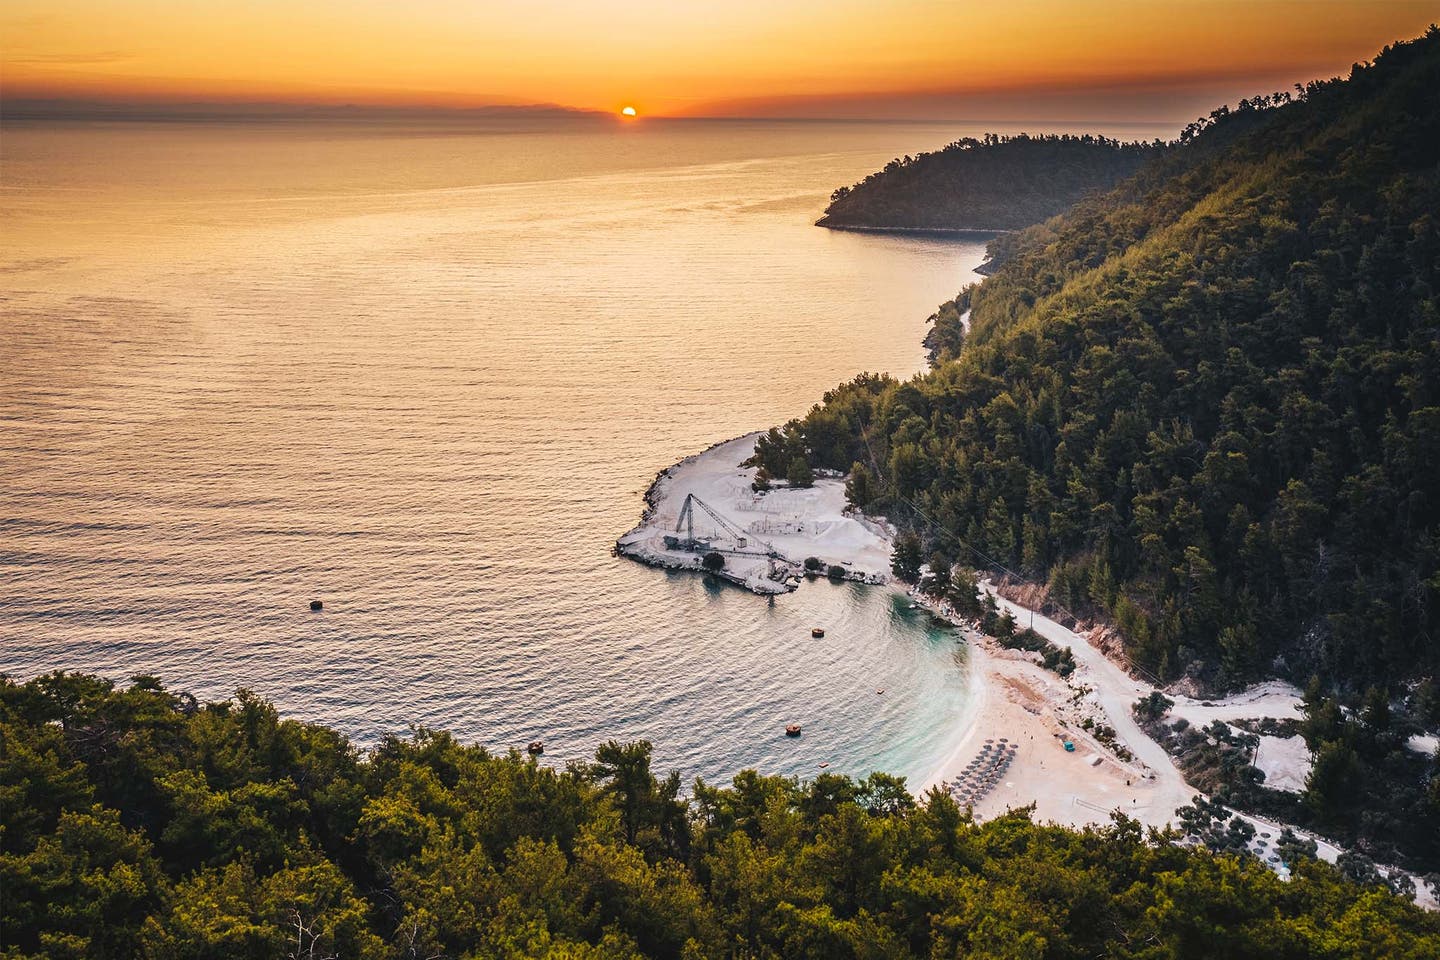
[845,462,875,507]
[891,532,923,583]
[786,456,814,488]
[947,568,983,618]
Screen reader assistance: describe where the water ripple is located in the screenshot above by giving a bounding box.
[2,119,989,785]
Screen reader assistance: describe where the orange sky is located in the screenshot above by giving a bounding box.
[2,1,1435,120]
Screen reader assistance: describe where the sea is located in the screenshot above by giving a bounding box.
[1,115,1171,785]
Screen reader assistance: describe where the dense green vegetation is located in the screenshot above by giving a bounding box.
[818,134,1159,233]
[762,29,1440,869]
[1136,682,1440,873]
[771,31,1440,698]
[5,673,1439,960]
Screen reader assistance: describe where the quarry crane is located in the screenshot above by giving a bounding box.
[668,493,778,558]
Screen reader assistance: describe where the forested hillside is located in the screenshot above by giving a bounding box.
[4,673,1439,959]
[817,134,1159,232]
[768,30,1440,696]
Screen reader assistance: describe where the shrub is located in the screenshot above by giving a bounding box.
[1001,628,1075,677]
[1043,646,1076,677]
[827,565,847,581]
[1134,691,1175,723]
[702,551,725,572]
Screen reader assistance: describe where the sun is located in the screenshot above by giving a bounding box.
[620,106,637,118]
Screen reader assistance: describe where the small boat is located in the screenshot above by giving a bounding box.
[785,724,802,737]
[811,627,825,638]
[876,688,884,694]
[818,762,830,768]
[526,741,544,755]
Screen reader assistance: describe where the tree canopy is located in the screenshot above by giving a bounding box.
[818,134,1160,232]
[777,30,1440,696]
[4,672,1438,959]
[762,29,1440,871]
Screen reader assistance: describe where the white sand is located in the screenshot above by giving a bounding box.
[620,442,1433,904]
[1168,681,1305,727]
[917,622,1185,829]
[1253,735,1312,793]
[618,440,1347,831]
[616,433,894,593]
[915,585,1198,830]
[929,587,1432,906]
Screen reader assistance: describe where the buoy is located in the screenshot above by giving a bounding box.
[309,599,323,612]
[811,627,825,638]
[526,741,544,755]
[785,724,802,737]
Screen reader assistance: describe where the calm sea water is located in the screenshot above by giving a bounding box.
[1,117,1167,785]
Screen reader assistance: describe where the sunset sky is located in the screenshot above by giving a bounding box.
[2,1,1435,120]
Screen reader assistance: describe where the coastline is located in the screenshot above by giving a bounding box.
[615,435,1192,826]
[910,588,1194,830]
[814,219,1009,240]
[615,433,790,594]
[616,436,1276,830]
[617,437,1435,906]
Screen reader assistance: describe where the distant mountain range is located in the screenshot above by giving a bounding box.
[0,98,610,123]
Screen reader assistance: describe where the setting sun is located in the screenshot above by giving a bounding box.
[4,2,1435,119]
[4,1,1440,947]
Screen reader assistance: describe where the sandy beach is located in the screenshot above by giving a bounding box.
[619,435,1194,824]
[915,618,1194,829]
[620,433,1282,826]
[620,435,1435,905]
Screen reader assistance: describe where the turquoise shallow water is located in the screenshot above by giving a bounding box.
[0,117,1163,784]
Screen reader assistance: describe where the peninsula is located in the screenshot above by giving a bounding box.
[616,434,893,593]
[816,133,1157,233]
